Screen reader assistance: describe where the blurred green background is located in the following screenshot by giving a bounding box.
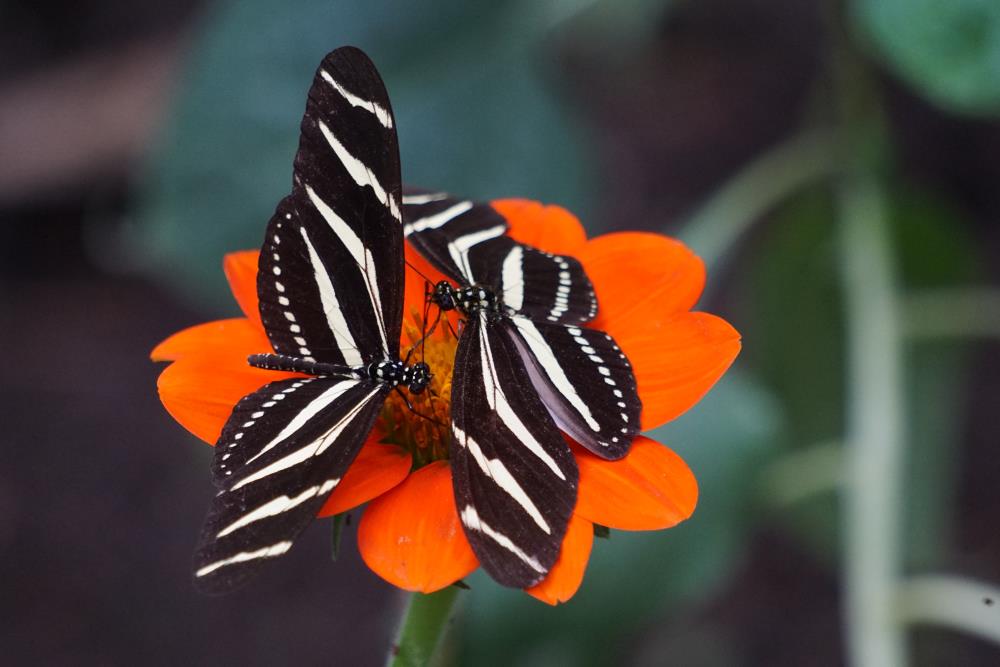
[4,0,1000,665]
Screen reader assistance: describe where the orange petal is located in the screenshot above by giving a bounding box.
[612,311,741,430]
[156,353,301,444]
[358,461,479,592]
[224,250,262,329]
[150,318,272,362]
[318,439,412,517]
[492,199,588,257]
[580,232,706,332]
[574,435,698,530]
[525,513,593,605]
[402,243,442,324]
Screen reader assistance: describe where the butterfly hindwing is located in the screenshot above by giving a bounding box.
[507,316,641,459]
[450,313,579,588]
[492,242,597,325]
[195,376,389,594]
[259,47,403,366]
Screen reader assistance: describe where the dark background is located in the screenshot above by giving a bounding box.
[3,0,1000,665]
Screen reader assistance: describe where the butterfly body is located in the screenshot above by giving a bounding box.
[432,280,506,320]
[247,353,431,393]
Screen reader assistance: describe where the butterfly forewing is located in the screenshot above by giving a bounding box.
[196,376,389,593]
[259,46,404,366]
[507,316,641,459]
[401,193,509,285]
[403,193,598,324]
[450,314,578,587]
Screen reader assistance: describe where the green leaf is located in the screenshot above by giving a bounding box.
[852,0,1000,116]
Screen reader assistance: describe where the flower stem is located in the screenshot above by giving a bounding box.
[388,588,461,667]
[838,168,906,667]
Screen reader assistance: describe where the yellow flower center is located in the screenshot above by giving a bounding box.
[378,312,457,466]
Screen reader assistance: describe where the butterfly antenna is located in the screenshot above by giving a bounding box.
[406,258,435,285]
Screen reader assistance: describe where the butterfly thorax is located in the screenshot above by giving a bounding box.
[248,353,431,393]
[368,359,431,394]
[432,280,506,320]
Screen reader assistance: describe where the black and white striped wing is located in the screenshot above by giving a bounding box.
[258,47,403,366]
[492,241,597,325]
[401,192,508,285]
[507,316,641,459]
[195,376,389,594]
[450,313,579,588]
[403,193,597,323]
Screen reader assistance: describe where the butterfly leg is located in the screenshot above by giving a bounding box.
[394,386,446,427]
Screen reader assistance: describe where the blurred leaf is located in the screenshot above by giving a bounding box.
[132,0,596,312]
[852,0,1000,116]
[456,370,783,667]
[536,0,678,60]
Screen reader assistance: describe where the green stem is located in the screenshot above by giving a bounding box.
[896,575,1000,645]
[678,128,840,269]
[838,165,906,667]
[388,588,461,667]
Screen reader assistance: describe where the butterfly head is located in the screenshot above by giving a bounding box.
[431,281,458,311]
[403,362,432,394]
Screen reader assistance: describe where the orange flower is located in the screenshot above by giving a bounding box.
[152,200,740,604]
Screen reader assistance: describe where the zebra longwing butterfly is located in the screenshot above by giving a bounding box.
[403,194,642,587]
[192,47,431,594]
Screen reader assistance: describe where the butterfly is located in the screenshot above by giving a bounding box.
[191,46,432,594]
[402,194,643,587]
